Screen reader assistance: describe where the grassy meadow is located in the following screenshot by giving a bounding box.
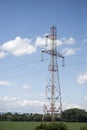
[0,121,87,130]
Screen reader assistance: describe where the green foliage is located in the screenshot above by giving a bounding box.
[35,123,48,130]
[0,113,43,122]
[61,108,87,122]
[80,126,87,130]
[48,123,69,130]
[34,123,69,130]
[0,108,87,122]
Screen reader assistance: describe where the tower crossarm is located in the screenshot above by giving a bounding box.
[57,51,64,59]
[41,50,64,59]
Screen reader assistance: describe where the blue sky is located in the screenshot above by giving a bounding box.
[0,0,87,113]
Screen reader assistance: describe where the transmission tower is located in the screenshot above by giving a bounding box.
[41,26,64,122]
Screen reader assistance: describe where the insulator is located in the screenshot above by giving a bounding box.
[41,51,44,61]
[62,58,65,67]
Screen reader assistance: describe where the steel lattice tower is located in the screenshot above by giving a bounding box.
[41,26,64,121]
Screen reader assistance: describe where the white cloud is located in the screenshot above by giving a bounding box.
[1,36,36,56]
[35,37,63,50]
[61,37,75,45]
[0,96,44,112]
[62,102,84,110]
[77,71,87,85]
[0,96,86,112]
[35,37,45,47]
[0,51,8,59]
[45,102,87,111]
[56,39,63,46]
[35,36,75,48]
[22,84,31,91]
[62,48,78,57]
[0,36,76,59]
[0,80,12,86]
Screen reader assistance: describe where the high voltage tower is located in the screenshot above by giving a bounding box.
[41,26,64,122]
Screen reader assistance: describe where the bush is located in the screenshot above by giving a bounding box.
[35,123,48,130]
[34,122,69,130]
[48,123,69,130]
[80,126,87,130]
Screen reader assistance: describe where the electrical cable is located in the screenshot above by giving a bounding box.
[0,52,87,73]
[3,68,47,80]
[0,51,87,79]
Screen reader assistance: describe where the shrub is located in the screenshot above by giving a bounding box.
[35,123,48,130]
[34,122,69,130]
[48,123,69,130]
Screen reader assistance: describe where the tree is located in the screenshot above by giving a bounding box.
[33,113,42,122]
[61,108,87,122]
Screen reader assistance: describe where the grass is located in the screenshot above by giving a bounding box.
[66,122,87,130]
[0,122,39,130]
[0,121,87,130]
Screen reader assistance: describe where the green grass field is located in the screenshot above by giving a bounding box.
[0,121,87,130]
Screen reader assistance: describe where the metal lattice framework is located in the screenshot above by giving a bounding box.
[41,26,64,121]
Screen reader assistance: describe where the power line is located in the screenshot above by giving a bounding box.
[1,61,87,80]
[0,59,48,73]
[0,50,86,72]
[65,62,87,67]
[0,59,87,74]
[3,68,47,80]
[0,57,50,73]
[65,53,87,58]
[0,52,87,73]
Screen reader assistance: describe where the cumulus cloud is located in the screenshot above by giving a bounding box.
[45,102,86,111]
[61,37,75,45]
[56,39,63,46]
[77,71,87,85]
[0,96,86,112]
[0,96,44,112]
[35,37,45,47]
[0,36,76,59]
[22,84,31,91]
[62,102,84,110]
[35,36,53,49]
[0,80,12,86]
[1,36,36,56]
[62,48,79,57]
[0,51,8,59]
[35,36,75,48]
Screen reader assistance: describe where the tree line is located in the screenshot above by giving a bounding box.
[0,108,87,122]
